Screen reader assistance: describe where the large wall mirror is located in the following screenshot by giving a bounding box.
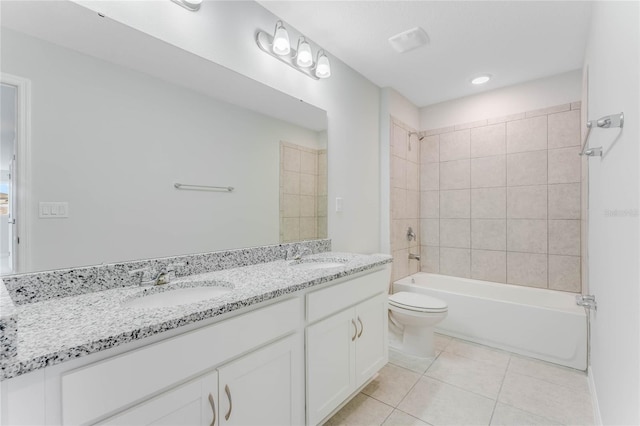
[0,1,328,274]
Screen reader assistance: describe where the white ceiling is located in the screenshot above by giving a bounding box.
[258,1,593,107]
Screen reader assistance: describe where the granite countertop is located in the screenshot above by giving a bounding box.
[1,252,391,380]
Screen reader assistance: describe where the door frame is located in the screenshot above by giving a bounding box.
[1,73,32,273]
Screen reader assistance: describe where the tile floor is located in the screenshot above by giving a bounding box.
[325,334,594,426]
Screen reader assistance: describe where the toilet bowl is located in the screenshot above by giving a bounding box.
[388,291,448,358]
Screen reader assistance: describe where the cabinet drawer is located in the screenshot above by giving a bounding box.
[62,298,299,425]
[306,267,389,323]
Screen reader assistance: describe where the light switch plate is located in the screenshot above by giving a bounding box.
[335,197,343,213]
[39,202,69,218]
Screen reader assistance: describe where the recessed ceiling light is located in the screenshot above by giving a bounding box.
[471,75,492,85]
[388,27,430,53]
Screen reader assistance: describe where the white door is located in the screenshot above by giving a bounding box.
[99,371,218,426]
[355,294,388,386]
[217,335,299,426]
[306,308,356,425]
[0,83,17,274]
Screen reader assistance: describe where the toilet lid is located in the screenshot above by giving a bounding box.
[389,291,448,313]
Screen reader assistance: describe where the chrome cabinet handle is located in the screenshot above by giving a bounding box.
[224,385,232,421]
[351,319,357,341]
[357,316,364,338]
[208,393,216,426]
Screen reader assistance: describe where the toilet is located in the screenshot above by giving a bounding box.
[388,291,448,358]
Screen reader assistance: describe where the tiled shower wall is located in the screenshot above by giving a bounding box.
[419,102,583,292]
[280,142,328,243]
[390,119,421,281]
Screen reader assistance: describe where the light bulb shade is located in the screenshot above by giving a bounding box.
[272,22,290,56]
[296,38,313,68]
[315,52,331,79]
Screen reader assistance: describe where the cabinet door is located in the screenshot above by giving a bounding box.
[99,371,218,426]
[217,335,300,426]
[306,308,357,425]
[355,293,388,387]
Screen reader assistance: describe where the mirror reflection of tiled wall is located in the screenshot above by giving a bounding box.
[420,102,583,292]
[280,142,327,243]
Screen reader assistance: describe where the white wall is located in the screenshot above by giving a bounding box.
[420,70,582,130]
[379,88,419,254]
[2,29,321,272]
[75,0,382,254]
[583,2,640,425]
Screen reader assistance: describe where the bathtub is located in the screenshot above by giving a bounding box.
[394,273,587,370]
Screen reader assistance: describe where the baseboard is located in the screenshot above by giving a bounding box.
[587,366,603,426]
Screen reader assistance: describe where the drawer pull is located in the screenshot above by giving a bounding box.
[357,316,364,338]
[224,385,232,421]
[351,319,357,341]
[208,393,216,426]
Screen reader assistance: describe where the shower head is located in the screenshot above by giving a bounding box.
[408,132,425,141]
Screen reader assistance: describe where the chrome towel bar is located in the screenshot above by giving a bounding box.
[579,112,624,157]
[174,183,234,192]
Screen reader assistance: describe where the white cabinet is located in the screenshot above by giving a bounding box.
[306,293,388,425]
[101,335,301,426]
[99,372,218,426]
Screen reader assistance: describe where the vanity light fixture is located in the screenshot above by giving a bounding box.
[256,21,332,80]
[171,0,202,12]
[471,74,492,85]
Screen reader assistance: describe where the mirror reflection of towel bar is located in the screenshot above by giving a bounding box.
[579,112,624,157]
[174,183,234,192]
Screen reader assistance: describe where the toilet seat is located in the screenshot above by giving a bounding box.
[389,292,448,313]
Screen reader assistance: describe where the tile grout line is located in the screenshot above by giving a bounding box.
[488,354,512,425]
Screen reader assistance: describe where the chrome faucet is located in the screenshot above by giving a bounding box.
[409,253,421,261]
[128,262,186,286]
[286,245,313,261]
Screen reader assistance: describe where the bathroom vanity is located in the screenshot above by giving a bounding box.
[0,246,391,426]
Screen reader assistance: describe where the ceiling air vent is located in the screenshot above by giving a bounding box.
[388,27,430,53]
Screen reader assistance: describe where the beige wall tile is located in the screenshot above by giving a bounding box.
[549,255,581,292]
[507,219,548,254]
[440,130,471,161]
[317,177,327,196]
[283,146,301,172]
[548,110,580,149]
[282,194,300,217]
[571,101,582,110]
[472,250,507,283]
[300,150,317,175]
[525,104,570,118]
[440,219,471,248]
[392,124,408,159]
[507,150,548,186]
[407,190,420,219]
[471,188,506,219]
[421,246,440,273]
[507,252,548,288]
[421,219,439,246]
[300,173,316,196]
[299,217,316,240]
[471,219,506,250]
[507,185,547,219]
[282,217,300,242]
[549,220,581,255]
[282,171,300,194]
[391,155,407,189]
[487,112,526,125]
[455,119,488,130]
[318,151,327,177]
[440,189,470,218]
[392,220,410,251]
[421,135,440,163]
[420,163,439,191]
[407,161,420,191]
[549,183,581,219]
[421,190,439,218]
[471,156,506,188]
[507,116,547,153]
[440,159,471,190]
[471,123,506,158]
[548,147,581,184]
[392,188,407,219]
[407,136,420,164]
[424,125,456,136]
[299,195,315,217]
[317,196,327,217]
[408,218,420,250]
[440,248,471,278]
[317,217,327,238]
[392,248,410,281]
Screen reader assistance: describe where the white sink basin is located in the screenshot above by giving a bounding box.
[123,283,232,309]
[289,261,346,270]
